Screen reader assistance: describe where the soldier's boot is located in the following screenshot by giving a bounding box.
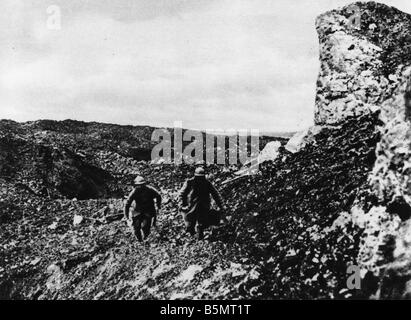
[133,228,143,243]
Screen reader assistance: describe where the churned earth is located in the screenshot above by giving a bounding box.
[0,111,381,299]
[2,1,411,300]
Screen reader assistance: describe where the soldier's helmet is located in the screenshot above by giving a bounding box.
[194,167,206,177]
[134,176,146,185]
[195,160,206,167]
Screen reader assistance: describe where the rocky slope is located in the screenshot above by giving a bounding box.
[0,113,379,299]
[1,1,411,300]
[315,1,411,299]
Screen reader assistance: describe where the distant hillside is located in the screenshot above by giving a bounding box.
[0,119,286,200]
[0,119,286,160]
[260,131,296,138]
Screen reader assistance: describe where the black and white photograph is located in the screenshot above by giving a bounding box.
[1,0,411,305]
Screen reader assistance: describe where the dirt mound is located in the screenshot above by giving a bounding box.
[0,134,116,199]
[215,112,380,298]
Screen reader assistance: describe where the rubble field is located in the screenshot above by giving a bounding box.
[2,1,411,300]
[0,112,383,299]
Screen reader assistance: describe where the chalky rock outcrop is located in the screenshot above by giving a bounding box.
[315,2,411,298]
[315,1,411,125]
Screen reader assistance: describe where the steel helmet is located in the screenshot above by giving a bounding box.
[134,176,146,185]
[194,167,206,177]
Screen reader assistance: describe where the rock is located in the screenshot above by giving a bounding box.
[176,265,203,284]
[105,214,123,223]
[314,2,411,125]
[170,292,193,300]
[48,222,58,230]
[257,141,281,164]
[285,126,322,153]
[229,263,247,278]
[152,261,175,279]
[46,264,63,291]
[93,291,105,300]
[73,215,83,226]
[313,2,411,298]
[378,219,411,299]
[387,197,411,221]
[63,253,92,271]
[30,257,41,266]
[97,206,109,216]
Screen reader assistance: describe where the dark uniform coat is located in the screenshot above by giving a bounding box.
[179,177,223,226]
[124,185,162,219]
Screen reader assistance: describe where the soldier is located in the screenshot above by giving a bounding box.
[124,176,162,242]
[180,167,225,240]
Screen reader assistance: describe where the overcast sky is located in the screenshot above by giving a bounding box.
[1,0,411,132]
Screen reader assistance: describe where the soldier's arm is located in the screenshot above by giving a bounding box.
[179,180,190,207]
[149,186,162,210]
[147,187,162,227]
[209,182,224,210]
[124,190,135,220]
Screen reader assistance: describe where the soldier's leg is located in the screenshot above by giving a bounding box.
[196,209,208,240]
[196,223,205,240]
[183,213,196,236]
[132,217,143,242]
[141,217,152,240]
